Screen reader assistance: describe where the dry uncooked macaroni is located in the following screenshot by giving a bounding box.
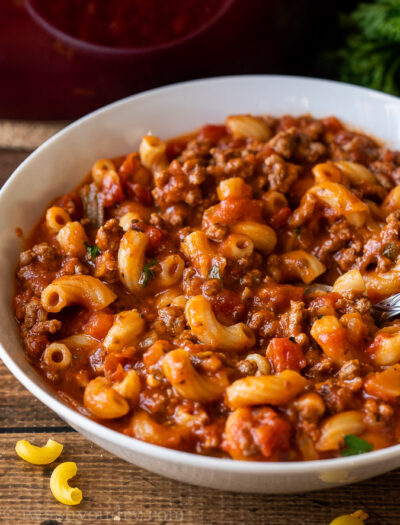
[50,462,83,506]
[15,439,63,464]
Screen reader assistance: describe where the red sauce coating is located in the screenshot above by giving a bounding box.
[14,113,400,461]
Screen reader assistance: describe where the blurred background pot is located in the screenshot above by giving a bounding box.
[1,0,353,119]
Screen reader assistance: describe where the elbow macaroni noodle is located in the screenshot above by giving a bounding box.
[46,206,71,233]
[153,254,185,289]
[16,439,63,465]
[41,275,117,312]
[185,295,255,351]
[332,269,366,297]
[219,233,254,260]
[118,230,148,293]
[181,230,225,278]
[310,315,352,364]
[162,349,228,402]
[268,250,326,284]
[139,135,168,171]
[83,376,130,418]
[367,325,400,365]
[217,177,252,200]
[103,309,144,352]
[316,411,365,451]
[56,221,88,257]
[230,221,277,254]
[225,115,272,140]
[42,343,72,369]
[308,182,370,227]
[225,370,308,409]
[50,462,83,506]
[91,158,115,185]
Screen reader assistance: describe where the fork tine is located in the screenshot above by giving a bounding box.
[374,293,400,308]
[303,283,400,326]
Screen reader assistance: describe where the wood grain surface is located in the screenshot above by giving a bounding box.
[0,124,399,525]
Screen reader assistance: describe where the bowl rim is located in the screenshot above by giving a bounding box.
[24,0,235,57]
[3,74,400,474]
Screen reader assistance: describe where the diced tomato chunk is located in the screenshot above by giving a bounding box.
[198,124,227,143]
[101,171,125,207]
[207,198,263,226]
[126,182,153,206]
[132,220,165,253]
[143,340,172,370]
[55,191,83,220]
[306,292,342,312]
[145,226,164,253]
[119,152,151,187]
[382,150,394,163]
[322,116,343,133]
[104,352,134,382]
[267,337,306,373]
[104,356,125,382]
[267,206,291,229]
[279,115,297,131]
[252,408,291,458]
[166,140,187,160]
[211,289,245,324]
[81,311,114,340]
[223,406,291,460]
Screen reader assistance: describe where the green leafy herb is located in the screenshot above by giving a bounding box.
[318,314,324,319]
[139,259,159,288]
[209,265,222,280]
[323,0,400,96]
[294,227,301,236]
[84,241,100,258]
[340,434,373,457]
[383,242,400,261]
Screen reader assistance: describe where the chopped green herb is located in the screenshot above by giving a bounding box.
[323,0,400,96]
[383,242,400,261]
[340,434,373,457]
[289,336,296,343]
[139,259,159,288]
[209,265,222,280]
[294,227,301,236]
[84,241,100,258]
[318,314,324,319]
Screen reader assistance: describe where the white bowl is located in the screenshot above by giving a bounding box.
[2,75,400,494]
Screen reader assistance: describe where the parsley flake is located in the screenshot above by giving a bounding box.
[139,259,159,288]
[209,265,222,280]
[294,227,301,236]
[84,241,100,258]
[318,314,324,319]
[340,434,373,457]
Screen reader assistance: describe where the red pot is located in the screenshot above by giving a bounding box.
[1,0,322,119]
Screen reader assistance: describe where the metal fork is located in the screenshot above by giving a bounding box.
[304,283,400,325]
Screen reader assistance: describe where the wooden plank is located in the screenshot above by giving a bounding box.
[1,430,399,525]
[0,149,31,187]
[0,121,66,150]
[0,363,67,430]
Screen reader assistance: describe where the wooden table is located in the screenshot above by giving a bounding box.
[0,122,399,525]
